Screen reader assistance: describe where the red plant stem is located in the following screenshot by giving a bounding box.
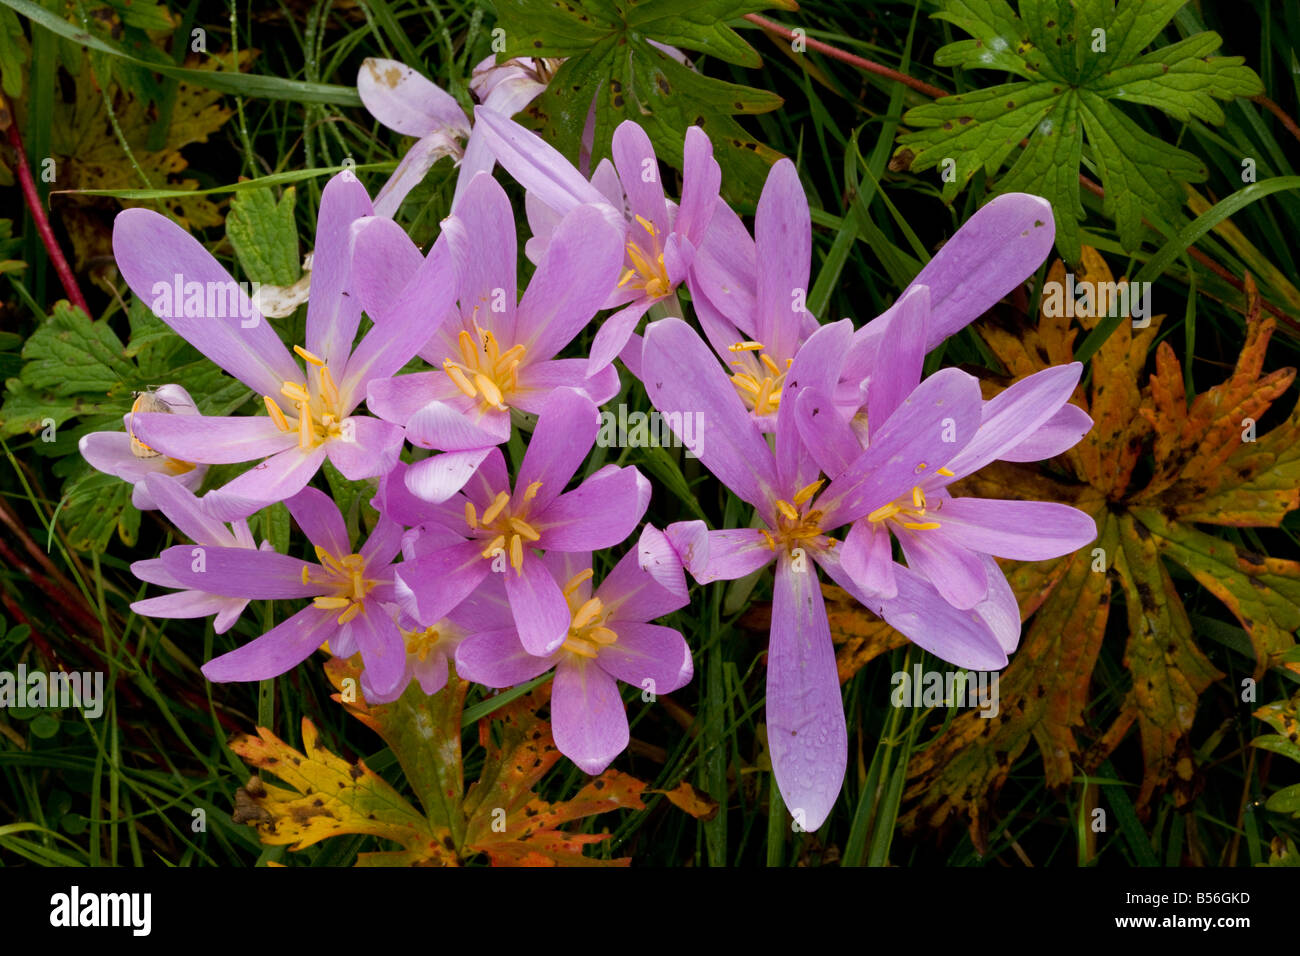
[744,13,949,99]
[1,94,90,315]
[748,14,1300,331]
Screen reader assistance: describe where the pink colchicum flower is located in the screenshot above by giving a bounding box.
[361,603,467,704]
[358,55,563,217]
[114,172,456,521]
[128,473,268,634]
[455,525,692,774]
[473,109,723,373]
[154,486,409,698]
[361,172,624,504]
[641,314,1095,829]
[395,388,650,658]
[78,384,207,510]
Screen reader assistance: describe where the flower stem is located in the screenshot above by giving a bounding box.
[0,93,90,315]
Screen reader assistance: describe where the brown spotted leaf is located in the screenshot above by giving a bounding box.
[904,251,1300,843]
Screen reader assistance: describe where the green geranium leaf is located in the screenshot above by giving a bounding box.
[226,187,301,287]
[497,0,795,205]
[894,0,1263,262]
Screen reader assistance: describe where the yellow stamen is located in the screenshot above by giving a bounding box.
[793,479,824,506]
[481,535,506,559]
[937,467,955,477]
[729,341,764,352]
[521,481,543,505]
[464,501,478,529]
[634,214,657,236]
[337,602,362,624]
[760,529,777,550]
[868,502,901,523]
[294,345,326,366]
[297,401,313,451]
[760,353,782,376]
[588,626,618,645]
[564,637,599,659]
[458,329,478,368]
[444,361,477,399]
[912,486,924,509]
[475,373,504,408]
[281,381,311,405]
[572,597,604,630]
[264,396,290,432]
[313,596,351,610]
[562,569,595,596]
[481,491,511,525]
[319,366,340,409]
[775,499,800,521]
[509,534,524,572]
[509,517,541,541]
[901,521,942,531]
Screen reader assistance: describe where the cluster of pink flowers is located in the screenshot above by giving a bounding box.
[83,58,1095,829]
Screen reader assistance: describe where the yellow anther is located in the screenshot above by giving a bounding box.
[775,499,800,521]
[509,517,540,542]
[562,568,595,596]
[793,479,824,506]
[760,529,777,550]
[301,565,313,585]
[481,491,511,525]
[264,396,290,432]
[464,501,478,529]
[281,381,311,404]
[760,353,783,376]
[912,486,925,509]
[319,366,340,410]
[617,268,637,289]
[901,521,942,531]
[564,637,599,659]
[868,502,901,523]
[588,626,618,645]
[458,329,478,368]
[729,341,764,352]
[313,596,351,610]
[572,597,604,630]
[294,345,326,366]
[444,361,477,399]
[297,401,313,451]
[634,214,658,236]
[916,462,928,471]
[509,534,524,572]
[337,602,362,625]
[521,480,543,505]
[481,535,506,559]
[937,467,955,477]
[474,373,504,408]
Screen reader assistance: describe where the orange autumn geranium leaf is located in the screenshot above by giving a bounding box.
[903,252,1300,846]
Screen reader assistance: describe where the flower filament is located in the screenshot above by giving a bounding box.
[442,325,525,412]
[559,569,617,659]
[728,340,791,417]
[304,548,376,624]
[264,346,347,450]
[466,481,543,574]
[619,215,672,300]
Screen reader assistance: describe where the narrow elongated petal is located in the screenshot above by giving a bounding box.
[202,446,328,521]
[358,58,469,137]
[515,388,599,513]
[663,522,774,584]
[454,628,556,687]
[373,460,465,530]
[551,657,628,775]
[675,127,721,243]
[202,605,336,682]
[819,368,983,528]
[612,121,668,235]
[792,387,862,481]
[159,545,319,599]
[325,416,405,480]
[513,359,620,412]
[930,498,1098,560]
[598,529,689,621]
[142,473,234,546]
[360,514,406,568]
[597,623,693,694]
[473,107,611,215]
[642,319,779,514]
[896,529,989,610]
[534,467,649,551]
[690,199,757,333]
[307,173,374,370]
[840,520,896,599]
[443,172,518,340]
[366,371,457,426]
[586,298,655,377]
[515,204,624,360]
[999,403,1093,462]
[866,284,928,436]
[112,209,300,396]
[343,604,407,699]
[396,539,489,625]
[816,548,1008,670]
[130,557,182,588]
[775,319,852,492]
[973,553,1021,654]
[132,590,238,621]
[406,400,509,451]
[766,553,846,832]
[284,486,349,557]
[504,553,571,656]
[407,447,494,505]
[373,131,460,219]
[943,363,1084,478]
[754,159,811,363]
[129,414,297,465]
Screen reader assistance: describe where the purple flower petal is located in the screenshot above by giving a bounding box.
[586,298,655,377]
[930,497,1098,560]
[866,284,928,436]
[454,628,556,687]
[142,473,235,546]
[611,120,668,237]
[597,528,689,621]
[766,553,846,832]
[775,318,852,492]
[473,107,611,216]
[284,486,349,557]
[533,466,649,552]
[504,552,571,656]
[358,58,469,137]
[999,402,1093,462]
[342,603,407,699]
[840,520,897,599]
[373,130,460,218]
[754,159,811,364]
[395,539,490,625]
[307,172,374,371]
[159,545,319,599]
[325,416,405,480]
[202,605,337,682]
[642,319,779,515]
[792,386,862,481]
[131,590,238,621]
[664,522,774,584]
[597,622,693,694]
[406,400,510,451]
[128,414,298,465]
[551,656,628,775]
[513,358,620,412]
[896,528,989,610]
[675,126,721,243]
[515,388,598,513]
[366,371,457,426]
[202,446,328,521]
